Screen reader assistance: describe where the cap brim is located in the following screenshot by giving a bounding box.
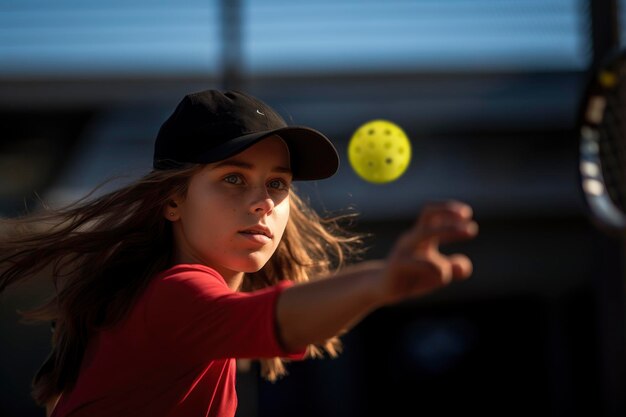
[198,126,340,181]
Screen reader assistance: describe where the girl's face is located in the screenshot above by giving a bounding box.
[169,135,292,281]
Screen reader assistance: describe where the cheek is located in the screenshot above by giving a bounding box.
[181,192,235,240]
[272,201,290,241]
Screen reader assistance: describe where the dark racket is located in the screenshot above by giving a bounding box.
[578,47,626,236]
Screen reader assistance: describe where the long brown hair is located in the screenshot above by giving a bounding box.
[0,165,364,407]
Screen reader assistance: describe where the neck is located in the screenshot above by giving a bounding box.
[172,250,244,291]
[217,269,245,291]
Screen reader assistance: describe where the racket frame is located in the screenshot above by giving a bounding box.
[578,47,626,236]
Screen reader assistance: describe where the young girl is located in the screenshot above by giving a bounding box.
[0,89,478,417]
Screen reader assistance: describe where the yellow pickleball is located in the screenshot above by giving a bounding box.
[348,119,412,184]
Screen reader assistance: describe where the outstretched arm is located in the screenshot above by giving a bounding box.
[276,200,478,352]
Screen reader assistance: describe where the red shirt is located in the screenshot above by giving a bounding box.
[51,264,305,417]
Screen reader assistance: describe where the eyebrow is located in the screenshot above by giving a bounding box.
[212,159,292,174]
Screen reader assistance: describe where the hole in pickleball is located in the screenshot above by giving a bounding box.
[368,129,375,135]
[385,158,393,164]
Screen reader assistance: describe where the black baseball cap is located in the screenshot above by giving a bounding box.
[153,89,339,180]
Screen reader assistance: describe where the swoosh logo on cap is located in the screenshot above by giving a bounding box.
[256,109,265,116]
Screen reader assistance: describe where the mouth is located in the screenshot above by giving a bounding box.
[238,225,273,238]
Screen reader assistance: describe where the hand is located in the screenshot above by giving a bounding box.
[379,200,478,305]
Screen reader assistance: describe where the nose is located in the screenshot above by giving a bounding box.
[249,186,274,215]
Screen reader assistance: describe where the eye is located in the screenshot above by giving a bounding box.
[223,174,244,185]
[268,178,289,190]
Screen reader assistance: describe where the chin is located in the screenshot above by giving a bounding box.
[236,265,267,275]
[235,256,271,273]
[226,246,277,274]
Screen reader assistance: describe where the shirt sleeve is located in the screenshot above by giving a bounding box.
[143,265,307,362]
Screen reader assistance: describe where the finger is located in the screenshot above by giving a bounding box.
[448,253,473,280]
[418,221,478,246]
[418,201,474,226]
[394,221,476,258]
[405,202,475,250]
[393,202,477,257]
[408,221,478,257]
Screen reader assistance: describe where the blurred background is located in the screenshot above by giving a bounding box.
[1,0,626,416]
